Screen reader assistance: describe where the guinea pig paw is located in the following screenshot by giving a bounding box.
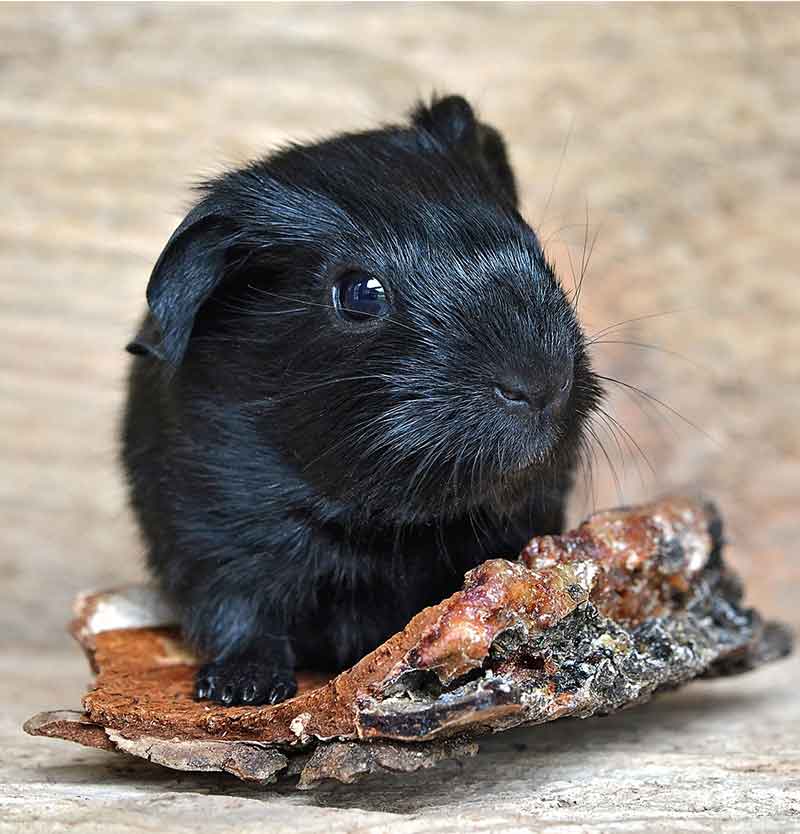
[194,658,297,707]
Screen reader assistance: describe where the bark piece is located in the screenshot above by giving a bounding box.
[23,710,116,752]
[105,731,288,784]
[296,738,479,789]
[23,497,792,787]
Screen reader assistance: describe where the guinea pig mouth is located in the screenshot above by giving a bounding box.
[509,419,566,468]
[457,431,564,511]
[499,451,556,484]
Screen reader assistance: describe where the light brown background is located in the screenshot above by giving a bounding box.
[1,4,798,832]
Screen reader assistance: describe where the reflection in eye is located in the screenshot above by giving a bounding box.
[334,271,391,322]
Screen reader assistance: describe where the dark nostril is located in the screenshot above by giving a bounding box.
[494,383,530,406]
[494,376,539,412]
[494,362,574,414]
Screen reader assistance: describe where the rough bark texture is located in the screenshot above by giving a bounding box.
[24,498,792,789]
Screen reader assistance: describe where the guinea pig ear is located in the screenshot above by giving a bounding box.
[411,94,518,207]
[126,204,236,366]
[412,94,479,147]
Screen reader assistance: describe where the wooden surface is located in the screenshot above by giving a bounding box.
[4,651,799,833]
[1,3,798,832]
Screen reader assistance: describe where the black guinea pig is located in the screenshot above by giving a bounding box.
[122,95,603,706]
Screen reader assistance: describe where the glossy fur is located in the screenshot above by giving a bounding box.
[122,95,603,706]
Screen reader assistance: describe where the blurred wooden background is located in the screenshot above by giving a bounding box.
[1,4,797,831]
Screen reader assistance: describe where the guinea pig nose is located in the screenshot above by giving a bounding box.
[494,374,541,412]
[494,364,573,414]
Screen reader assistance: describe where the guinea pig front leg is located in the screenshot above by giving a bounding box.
[187,598,297,706]
[194,643,297,707]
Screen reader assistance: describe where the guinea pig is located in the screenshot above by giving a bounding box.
[122,94,603,706]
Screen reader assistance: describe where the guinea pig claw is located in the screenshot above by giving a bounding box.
[241,684,259,704]
[194,676,214,701]
[194,658,298,706]
[268,678,297,705]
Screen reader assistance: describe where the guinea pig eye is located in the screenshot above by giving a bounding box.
[332,271,391,323]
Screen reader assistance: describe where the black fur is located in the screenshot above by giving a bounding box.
[122,95,603,706]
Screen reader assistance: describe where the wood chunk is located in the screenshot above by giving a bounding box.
[24,497,793,787]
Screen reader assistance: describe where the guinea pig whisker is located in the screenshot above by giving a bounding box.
[589,339,713,375]
[584,421,625,504]
[216,296,309,318]
[598,407,653,483]
[241,308,309,318]
[537,117,574,231]
[250,375,392,406]
[565,242,579,309]
[595,374,717,446]
[591,411,629,483]
[594,405,649,473]
[573,430,598,512]
[573,205,601,313]
[593,408,651,491]
[400,433,451,504]
[448,420,494,510]
[586,308,690,343]
[297,399,430,473]
[249,288,419,335]
[473,432,499,509]
[244,377,392,409]
[600,376,682,451]
[474,506,496,556]
[192,333,312,350]
[574,432,598,518]
[560,203,599,314]
[541,221,593,256]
